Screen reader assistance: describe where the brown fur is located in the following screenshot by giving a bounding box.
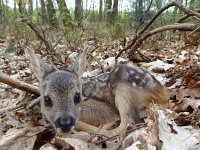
[27,49,170,140]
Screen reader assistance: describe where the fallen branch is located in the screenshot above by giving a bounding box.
[177,9,200,23]
[0,71,40,96]
[21,16,53,53]
[26,97,41,109]
[128,23,200,57]
[0,103,24,115]
[116,1,200,59]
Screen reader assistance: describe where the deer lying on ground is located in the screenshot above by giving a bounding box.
[28,48,169,143]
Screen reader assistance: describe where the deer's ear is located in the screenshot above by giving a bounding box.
[69,49,87,78]
[27,47,55,82]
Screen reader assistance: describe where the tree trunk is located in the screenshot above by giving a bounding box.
[28,0,33,17]
[111,0,118,23]
[0,0,2,24]
[35,0,39,22]
[40,0,48,24]
[18,0,25,15]
[99,0,103,21]
[138,0,143,23]
[46,0,57,27]
[105,0,112,23]
[75,0,83,27]
[14,1,17,20]
[1,0,7,26]
[56,0,72,28]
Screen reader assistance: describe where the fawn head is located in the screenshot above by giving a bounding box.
[27,48,87,133]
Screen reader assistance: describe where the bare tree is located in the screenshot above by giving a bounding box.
[14,1,17,20]
[28,0,33,17]
[111,0,118,23]
[46,0,57,27]
[105,0,112,23]
[75,0,83,27]
[99,0,103,21]
[56,0,72,27]
[18,0,25,15]
[40,0,48,24]
[0,0,2,24]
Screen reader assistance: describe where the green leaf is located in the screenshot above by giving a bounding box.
[5,43,15,53]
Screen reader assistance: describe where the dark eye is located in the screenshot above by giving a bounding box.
[74,93,81,104]
[44,95,53,107]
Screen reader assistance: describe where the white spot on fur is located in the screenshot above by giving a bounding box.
[99,82,107,87]
[137,69,144,74]
[147,79,155,87]
[132,82,136,87]
[114,67,119,73]
[135,75,140,79]
[145,73,153,80]
[126,62,135,68]
[129,70,135,75]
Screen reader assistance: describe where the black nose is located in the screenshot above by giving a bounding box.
[54,116,75,132]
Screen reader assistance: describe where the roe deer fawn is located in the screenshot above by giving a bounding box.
[27,48,169,142]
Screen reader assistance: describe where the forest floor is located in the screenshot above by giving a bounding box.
[0,34,200,150]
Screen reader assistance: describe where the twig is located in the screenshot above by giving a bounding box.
[21,16,53,53]
[177,9,200,23]
[0,103,24,115]
[115,1,200,59]
[188,25,200,36]
[128,23,200,57]
[93,123,147,145]
[0,71,40,96]
[87,53,104,73]
[26,97,41,109]
[135,0,153,34]
[52,32,68,50]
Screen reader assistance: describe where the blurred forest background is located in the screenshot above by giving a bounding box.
[0,0,199,56]
[0,1,200,149]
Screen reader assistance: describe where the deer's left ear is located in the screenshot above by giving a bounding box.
[69,49,87,78]
[26,47,55,82]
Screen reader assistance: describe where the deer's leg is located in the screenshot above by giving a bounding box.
[75,99,119,136]
[110,95,130,137]
[109,85,133,144]
[75,120,111,135]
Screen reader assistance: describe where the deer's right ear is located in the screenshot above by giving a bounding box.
[26,47,55,82]
[68,49,87,79]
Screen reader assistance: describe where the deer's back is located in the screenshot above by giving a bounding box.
[83,63,169,106]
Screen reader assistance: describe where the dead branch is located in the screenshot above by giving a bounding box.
[26,97,41,109]
[21,17,53,53]
[0,103,24,115]
[177,9,200,23]
[0,71,39,96]
[128,23,200,57]
[116,1,200,59]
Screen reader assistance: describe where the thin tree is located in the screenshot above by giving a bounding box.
[40,0,48,24]
[56,0,72,28]
[46,0,57,27]
[99,0,103,21]
[1,0,7,26]
[28,0,33,17]
[105,0,112,23]
[18,0,25,15]
[0,0,2,24]
[75,0,83,27]
[111,0,118,23]
[14,1,17,20]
